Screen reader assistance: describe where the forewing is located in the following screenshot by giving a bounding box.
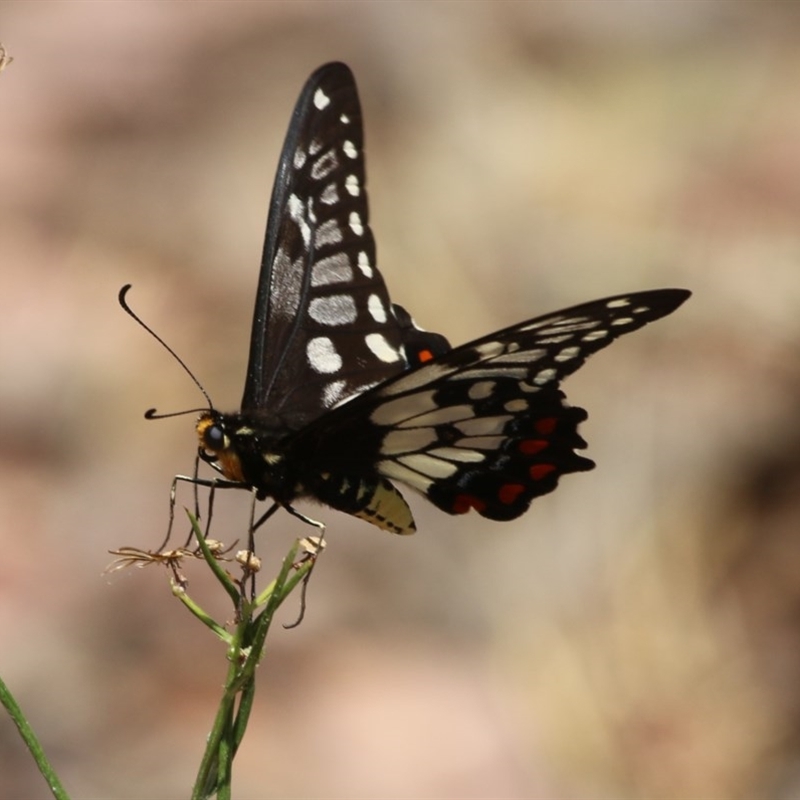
[242,63,435,425]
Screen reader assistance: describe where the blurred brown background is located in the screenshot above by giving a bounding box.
[2,2,799,798]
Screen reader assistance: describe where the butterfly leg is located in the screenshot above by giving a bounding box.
[276,504,326,629]
[164,468,248,552]
[250,500,281,535]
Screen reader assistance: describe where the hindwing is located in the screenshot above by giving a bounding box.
[289,289,689,524]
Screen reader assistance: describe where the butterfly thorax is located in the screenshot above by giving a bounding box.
[196,407,418,534]
[196,410,297,502]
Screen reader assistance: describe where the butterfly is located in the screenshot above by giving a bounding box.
[138,62,690,537]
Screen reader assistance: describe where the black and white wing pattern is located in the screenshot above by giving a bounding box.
[289,289,689,529]
[242,62,448,429]
[192,62,690,538]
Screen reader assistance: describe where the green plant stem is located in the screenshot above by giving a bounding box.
[192,652,242,800]
[172,581,232,643]
[0,674,70,800]
[189,539,318,799]
[187,510,241,606]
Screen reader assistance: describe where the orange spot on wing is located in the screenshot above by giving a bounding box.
[534,417,557,435]
[519,439,548,455]
[530,464,556,481]
[498,483,525,504]
[417,349,434,363]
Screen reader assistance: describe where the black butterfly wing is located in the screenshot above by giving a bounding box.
[242,62,447,428]
[289,289,689,529]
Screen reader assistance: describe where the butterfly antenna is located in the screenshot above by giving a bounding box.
[118,284,214,418]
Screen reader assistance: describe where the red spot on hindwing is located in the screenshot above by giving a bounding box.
[530,463,557,481]
[519,439,548,455]
[534,417,558,435]
[498,483,525,504]
[417,349,434,363]
[452,494,487,514]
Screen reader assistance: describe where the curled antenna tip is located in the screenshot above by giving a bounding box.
[146,406,209,421]
[118,283,214,412]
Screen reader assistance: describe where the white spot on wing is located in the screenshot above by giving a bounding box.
[533,368,557,385]
[311,149,338,180]
[474,341,504,358]
[270,247,303,320]
[287,194,310,246]
[315,219,343,248]
[468,381,495,400]
[452,367,528,380]
[293,148,306,169]
[320,183,339,205]
[343,140,357,159]
[308,295,357,326]
[491,349,546,365]
[322,380,348,407]
[311,253,353,286]
[581,330,608,342]
[554,346,581,362]
[429,447,486,463]
[397,453,458,479]
[455,416,511,436]
[306,337,342,374]
[379,362,460,396]
[504,399,528,412]
[313,88,330,109]
[520,319,597,333]
[381,428,438,455]
[339,113,350,124]
[365,333,401,363]
[399,405,474,428]
[371,390,438,426]
[378,460,433,492]
[349,211,364,236]
[358,251,373,278]
[345,175,360,196]
[606,298,630,308]
[368,294,387,323]
[610,317,635,326]
[331,390,363,409]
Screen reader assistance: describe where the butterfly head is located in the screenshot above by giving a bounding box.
[196,410,253,485]
[196,409,295,503]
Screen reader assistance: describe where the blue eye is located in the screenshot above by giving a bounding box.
[204,425,225,450]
